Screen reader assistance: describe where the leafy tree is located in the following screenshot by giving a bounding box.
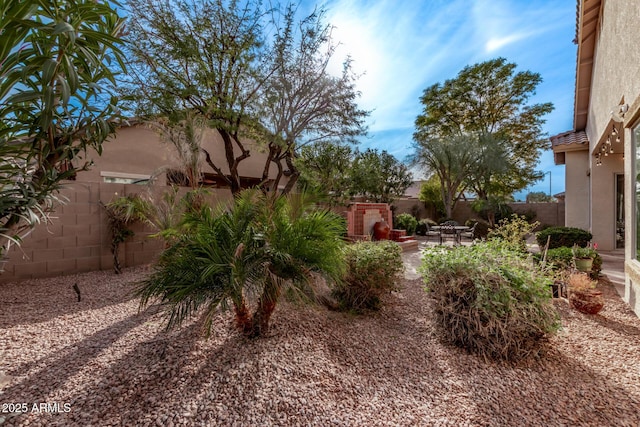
[296,141,354,205]
[414,58,553,202]
[256,6,368,194]
[0,0,127,250]
[411,135,478,219]
[123,1,367,195]
[122,0,271,194]
[138,190,346,338]
[418,175,446,219]
[526,191,555,203]
[350,149,413,204]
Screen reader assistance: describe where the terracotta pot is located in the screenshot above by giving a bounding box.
[569,289,604,314]
[372,220,390,240]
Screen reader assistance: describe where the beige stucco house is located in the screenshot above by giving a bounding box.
[78,122,285,191]
[551,0,640,315]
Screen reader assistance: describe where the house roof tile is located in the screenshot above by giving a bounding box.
[550,130,589,147]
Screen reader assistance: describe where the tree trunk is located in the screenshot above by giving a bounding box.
[249,282,281,338]
[233,295,253,335]
[112,241,122,274]
[281,154,300,195]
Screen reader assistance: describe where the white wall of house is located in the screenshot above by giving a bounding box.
[564,151,590,231]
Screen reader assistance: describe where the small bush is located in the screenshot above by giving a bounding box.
[415,218,436,236]
[420,241,559,361]
[488,214,539,253]
[534,246,602,279]
[536,226,592,249]
[333,241,404,312]
[394,213,418,235]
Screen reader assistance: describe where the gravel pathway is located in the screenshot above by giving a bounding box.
[0,265,639,426]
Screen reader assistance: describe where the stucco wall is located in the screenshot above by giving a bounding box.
[77,124,285,185]
[564,151,590,231]
[590,0,640,315]
[588,1,640,147]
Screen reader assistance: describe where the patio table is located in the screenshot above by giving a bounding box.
[431,225,472,245]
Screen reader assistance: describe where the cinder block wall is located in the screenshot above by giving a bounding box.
[393,200,565,227]
[0,183,232,283]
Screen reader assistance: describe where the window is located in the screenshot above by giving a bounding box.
[101,171,151,185]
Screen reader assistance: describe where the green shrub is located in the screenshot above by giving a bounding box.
[415,218,436,236]
[465,219,490,239]
[533,246,602,279]
[420,240,559,361]
[487,214,539,253]
[333,240,404,312]
[394,213,418,235]
[536,226,592,249]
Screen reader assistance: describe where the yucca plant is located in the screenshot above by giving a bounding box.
[138,189,346,338]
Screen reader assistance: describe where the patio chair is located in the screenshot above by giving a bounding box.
[459,222,477,242]
[424,223,441,243]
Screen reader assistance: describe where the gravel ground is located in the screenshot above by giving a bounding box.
[1,264,639,426]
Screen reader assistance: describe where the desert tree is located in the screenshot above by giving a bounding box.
[410,135,478,219]
[122,0,272,194]
[350,149,413,205]
[255,5,368,194]
[0,0,126,251]
[414,58,553,203]
[122,1,367,195]
[296,140,354,205]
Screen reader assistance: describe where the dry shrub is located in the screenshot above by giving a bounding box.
[421,241,560,361]
[568,273,604,315]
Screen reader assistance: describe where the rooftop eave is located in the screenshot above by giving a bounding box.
[573,0,602,131]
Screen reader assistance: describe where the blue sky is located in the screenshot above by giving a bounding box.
[300,0,576,200]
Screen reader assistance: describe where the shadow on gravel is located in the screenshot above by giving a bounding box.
[454,348,640,427]
[0,267,147,328]
[1,306,160,421]
[62,317,265,426]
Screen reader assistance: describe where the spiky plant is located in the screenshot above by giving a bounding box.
[137,189,346,338]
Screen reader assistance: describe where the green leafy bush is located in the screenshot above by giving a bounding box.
[536,226,592,249]
[487,214,539,253]
[465,219,490,239]
[333,240,404,312]
[415,218,436,236]
[533,246,602,279]
[420,241,559,361]
[394,213,418,235]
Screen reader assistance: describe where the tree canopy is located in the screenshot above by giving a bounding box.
[122,0,368,194]
[350,149,413,205]
[0,0,126,249]
[297,143,413,205]
[413,58,553,206]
